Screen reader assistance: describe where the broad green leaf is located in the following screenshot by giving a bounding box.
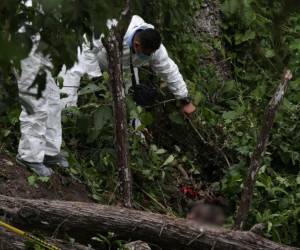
[94,106,112,130]
[194,91,204,105]
[296,176,300,185]
[162,155,175,166]
[289,39,300,51]
[56,76,64,89]
[265,49,275,58]
[169,112,184,125]
[38,176,50,183]
[222,110,240,121]
[27,175,37,187]
[235,30,256,45]
[140,112,154,127]
[78,83,101,95]
[222,0,240,16]
[156,148,167,155]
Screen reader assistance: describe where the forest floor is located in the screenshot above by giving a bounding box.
[0,154,92,202]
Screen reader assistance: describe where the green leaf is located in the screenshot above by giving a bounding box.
[56,76,64,89]
[150,145,158,152]
[38,176,50,183]
[156,148,167,155]
[222,110,240,121]
[252,84,266,100]
[265,49,275,58]
[221,0,240,16]
[169,112,184,125]
[162,155,175,166]
[3,129,11,137]
[289,39,300,51]
[235,30,256,45]
[94,106,112,130]
[27,175,38,188]
[78,83,101,95]
[296,176,300,185]
[194,91,204,105]
[140,112,154,127]
[267,221,273,233]
[222,80,236,94]
[142,169,152,177]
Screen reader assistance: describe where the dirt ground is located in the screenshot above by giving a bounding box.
[0,154,92,202]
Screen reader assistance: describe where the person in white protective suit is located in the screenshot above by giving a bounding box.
[59,45,103,109]
[16,0,69,177]
[60,15,196,116]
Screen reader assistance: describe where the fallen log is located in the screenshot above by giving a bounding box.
[0,228,94,250]
[0,229,24,250]
[0,195,298,250]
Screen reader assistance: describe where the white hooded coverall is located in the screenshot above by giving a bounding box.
[17,1,62,163]
[60,15,188,108]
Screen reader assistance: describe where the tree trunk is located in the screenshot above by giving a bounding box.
[193,0,231,83]
[0,229,148,250]
[234,70,293,230]
[144,0,231,84]
[101,0,133,208]
[0,195,297,250]
[102,27,132,208]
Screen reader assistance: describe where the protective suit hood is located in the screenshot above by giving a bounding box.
[124,15,154,48]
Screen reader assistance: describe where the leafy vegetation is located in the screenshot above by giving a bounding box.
[0,0,300,247]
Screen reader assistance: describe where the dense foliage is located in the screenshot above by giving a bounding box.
[0,0,299,247]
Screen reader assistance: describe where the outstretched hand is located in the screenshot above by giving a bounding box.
[181,102,196,116]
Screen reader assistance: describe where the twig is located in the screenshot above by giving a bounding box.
[187,229,204,246]
[148,98,176,108]
[186,117,231,167]
[159,220,167,237]
[108,183,120,205]
[211,241,216,250]
[186,117,208,144]
[52,215,73,238]
[177,164,190,181]
[141,189,167,212]
[157,183,169,211]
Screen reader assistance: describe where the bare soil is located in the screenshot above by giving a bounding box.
[0,154,92,202]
